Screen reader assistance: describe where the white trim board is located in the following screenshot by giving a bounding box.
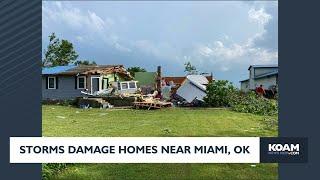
[90,76,101,93]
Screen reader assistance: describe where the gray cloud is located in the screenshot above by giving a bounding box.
[251,2,278,51]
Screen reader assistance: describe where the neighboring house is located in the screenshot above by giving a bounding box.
[134,72,158,95]
[135,72,157,88]
[134,66,162,94]
[42,65,137,100]
[176,75,211,103]
[240,65,278,92]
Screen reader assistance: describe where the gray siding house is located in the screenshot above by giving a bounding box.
[42,65,136,100]
[240,65,278,92]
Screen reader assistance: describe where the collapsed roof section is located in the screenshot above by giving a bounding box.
[176,75,210,103]
[185,75,209,91]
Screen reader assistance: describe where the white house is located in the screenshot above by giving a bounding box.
[240,65,278,92]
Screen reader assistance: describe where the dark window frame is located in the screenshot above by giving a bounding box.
[77,76,86,89]
[48,76,56,89]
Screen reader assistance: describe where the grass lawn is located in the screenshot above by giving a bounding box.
[43,105,278,180]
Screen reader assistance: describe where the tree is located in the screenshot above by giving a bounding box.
[74,60,97,66]
[42,33,79,67]
[127,66,146,77]
[184,62,197,75]
[203,80,237,107]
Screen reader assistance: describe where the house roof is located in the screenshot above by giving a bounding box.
[163,75,213,85]
[163,76,186,85]
[254,70,278,79]
[42,65,132,79]
[42,65,76,75]
[176,75,209,103]
[248,64,278,70]
[185,75,209,91]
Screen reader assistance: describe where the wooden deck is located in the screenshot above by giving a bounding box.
[133,101,173,110]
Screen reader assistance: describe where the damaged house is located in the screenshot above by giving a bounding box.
[42,65,137,100]
[176,75,213,103]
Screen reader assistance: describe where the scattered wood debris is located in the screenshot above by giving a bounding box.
[133,101,173,110]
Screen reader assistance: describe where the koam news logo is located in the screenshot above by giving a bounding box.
[268,143,300,156]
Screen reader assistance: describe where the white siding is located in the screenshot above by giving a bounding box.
[176,79,207,103]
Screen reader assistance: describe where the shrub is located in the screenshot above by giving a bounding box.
[203,80,237,107]
[230,91,278,116]
[42,99,77,106]
[204,80,278,116]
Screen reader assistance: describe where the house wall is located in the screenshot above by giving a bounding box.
[254,67,278,76]
[254,75,278,89]
[240,81,249,92]
[249,67,278,90]
[101,74,126,89]
[176,79,207,103]
[43,73,133,99]
[249,68,255,90]
[42,76,84,100]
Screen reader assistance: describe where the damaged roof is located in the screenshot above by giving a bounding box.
[42,65,76,75]
[42,65,132,78]
[163,75,213,85]
[176,75,209,103]
[186,75,209,91]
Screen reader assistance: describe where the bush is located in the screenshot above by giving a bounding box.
[42,99,77,106]
[203,80,237,107]
[230,91,278,116]
[204,80,278,116]
[42,163,68,180]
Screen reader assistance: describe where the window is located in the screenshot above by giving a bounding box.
[77,76,86,89]
[129,82,136,89]
[48,77,56,89]
[121,82,128,89]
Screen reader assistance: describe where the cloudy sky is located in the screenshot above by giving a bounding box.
[42,1,278,85]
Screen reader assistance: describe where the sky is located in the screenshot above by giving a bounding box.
[42,1,278,86]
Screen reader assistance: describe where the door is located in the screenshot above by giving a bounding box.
[91,77,100,94]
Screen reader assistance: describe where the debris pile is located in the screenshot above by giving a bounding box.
[133,90,173,110]
[75,66,214,109]
[162,74,213,107]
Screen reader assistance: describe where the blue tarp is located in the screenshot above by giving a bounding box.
[42,65,76,75]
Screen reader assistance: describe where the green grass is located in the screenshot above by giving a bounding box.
[42,105,278,180]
